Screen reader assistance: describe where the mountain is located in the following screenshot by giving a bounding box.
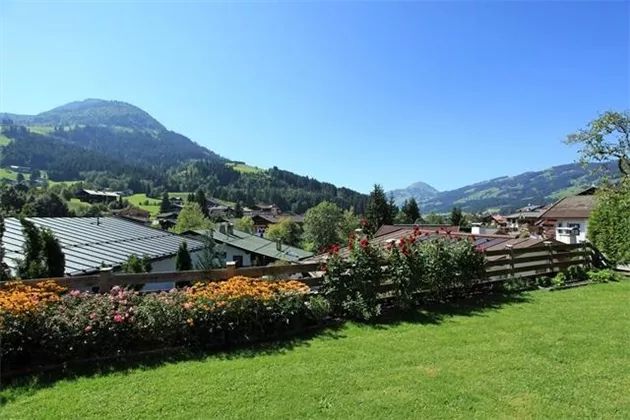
[1,99,166,131]
[0,99,368,213]
[389,162,617,214]
[389,181,439,205]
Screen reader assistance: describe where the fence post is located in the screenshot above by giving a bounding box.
[544,241,554,273]
[581,240,590,269]
[99,267,114,293]
[226,261,237,279]
[505,244,515,278]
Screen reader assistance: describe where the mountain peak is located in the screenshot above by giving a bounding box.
[39,99,166,131]
[406,181,440,193]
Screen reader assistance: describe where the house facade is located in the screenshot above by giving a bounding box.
[538,188,597,244]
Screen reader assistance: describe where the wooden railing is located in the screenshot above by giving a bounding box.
[3,243,593,292]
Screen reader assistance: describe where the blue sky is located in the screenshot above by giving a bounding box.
[1,1,628,194]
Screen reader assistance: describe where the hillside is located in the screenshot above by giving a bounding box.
[389,162,617,214]
[0,99,368,213]
[1,99,166,131]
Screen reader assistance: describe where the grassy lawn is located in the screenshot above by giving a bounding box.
[67,198,92,213]
[0,168,30,181]
[0,133,11,146]
[227,162,263,174]
[127,193,161,215]
[2,282,629,420]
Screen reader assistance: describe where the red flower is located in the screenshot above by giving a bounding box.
[360,238,369,249]
[329,243,340,255]
[321,265,328,273]
[84,325,92,332]
[113,313,124,323]
[360,219,367,226]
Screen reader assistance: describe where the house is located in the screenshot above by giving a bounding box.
[111,207,151,225]
[207,205,235,218]
[76,189,120,204]
[183,223,313,268]
[156,212,179,230]
[2,217,205,291]
[538,187,597,244]
[374,224,461,238]
[481,214,507,227]
[9,165,30,173]
[251,213,305,232]
[505,206,549,232]
[253,203,280,214]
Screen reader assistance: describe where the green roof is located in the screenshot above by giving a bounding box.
[188,228,313,262]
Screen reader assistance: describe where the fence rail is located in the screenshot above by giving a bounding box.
[3,243,593,292]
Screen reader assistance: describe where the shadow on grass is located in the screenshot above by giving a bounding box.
[370,290,533,328]
[1,290,532,401]
[0,323,346,404]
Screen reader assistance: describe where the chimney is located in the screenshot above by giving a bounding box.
[227,223,234,235]
[276,239,282,251]
[218,223,227,234]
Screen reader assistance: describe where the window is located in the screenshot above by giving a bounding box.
[568,223,581,235]
[232,255,244,268]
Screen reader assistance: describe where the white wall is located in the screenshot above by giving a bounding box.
[141,246,251,292]
[556,219,588,242]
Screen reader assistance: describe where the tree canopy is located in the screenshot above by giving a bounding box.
[303,201,344,251]
[172,202,213,233]
[265,218,302,247]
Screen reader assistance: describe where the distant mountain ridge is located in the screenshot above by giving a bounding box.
[389,162,617,214]
[389,181,439,205]
[1,99,166,132]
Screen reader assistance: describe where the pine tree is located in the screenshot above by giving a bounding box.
[195,188,209,217]
[450,206,465,226]
[17,219,47,279]
[366,184,391,234]
[41,228,65,277]
[176,241,192,271]
[234,201,244,218]
[388,193,399,222]
[401,198,421,223]
[160,191,171,213]
[0,215,10,281]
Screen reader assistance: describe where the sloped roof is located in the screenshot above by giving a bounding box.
[187,228,313,262]
[82,189,120,198]
[375,224,461,237]
[539,195,596,219]
[504,210,545,219]
[3,217,203,276]
[252,214,305,224]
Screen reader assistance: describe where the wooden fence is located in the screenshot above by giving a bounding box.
[4,242,593,292]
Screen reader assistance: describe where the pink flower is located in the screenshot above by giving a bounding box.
[89,313,97,320]
[169,288,177,294]
[70,290,80,296]
[111,286,122,294]
[113,313,124,323]
[85,325,92,332]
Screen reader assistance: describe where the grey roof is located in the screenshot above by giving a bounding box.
[505,210,545,219]
[3,217,203,276]
[186,227,313,262]
[82,189,120,198]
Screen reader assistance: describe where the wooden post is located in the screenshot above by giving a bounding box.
[505,244,515,278]
[226,261,237,280]
[544,241,554,273]
[99,267,114,293]
[581,240,590,269]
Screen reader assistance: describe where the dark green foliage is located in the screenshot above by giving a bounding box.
[32,192,70,217]
[195,232,224,270]
[588,179,630,265]
[160,191,171,213]
[0,215,10,281]
[16,220,65,279]
[195,189,208,217]
[122,255,153,274]
[450,206,465,226]
[587,269,624,283]
[175,241,193,271]
[41,228,65,277]
[16,173,24,183]
[17,219,46,279]
[401,198,421,223]
[233,201,243,218]
[366,184,392,234]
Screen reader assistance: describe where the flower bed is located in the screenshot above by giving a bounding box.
[0,277,329,373]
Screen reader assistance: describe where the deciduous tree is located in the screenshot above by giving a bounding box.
[235,216,255,234]
[172,202,213,233]
[266,218,302,247]
[303,201,343,251]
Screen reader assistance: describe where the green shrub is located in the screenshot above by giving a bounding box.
[566,266,588,283]
[536,276,553,288]
[320,235,384,321]
[551,272,567,287]
[587,269,624,283]
[0,278,320,373]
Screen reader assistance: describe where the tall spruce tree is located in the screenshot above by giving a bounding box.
[160,191,171,213]
[401,198,421,223]
[0,215,10,281]
[450,206,465,227]
[366,184,391,234]
[176,241,193,271]
[41,228,65,277]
